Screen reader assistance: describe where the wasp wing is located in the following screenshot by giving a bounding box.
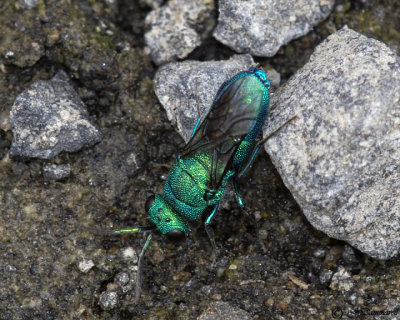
[180,72,266,190]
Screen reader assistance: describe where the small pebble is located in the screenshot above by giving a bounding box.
[277,301,288,313]
[212,293,222,300]
[43,163,71,180]
[114,272,130,286]
[121,247,138,263]
[330,266,354,291]
[265,297,274,307]
[319,269,334,285]
[313,248,326,258]
[77,259,95,273]
[99,291,118,310]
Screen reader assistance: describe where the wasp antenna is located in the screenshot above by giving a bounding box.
[194,76,201,119]
[258,114,298,146]
[113,225,156,235]
[77,225,118,236]
[76,224,156,236]
[135,233,153,304]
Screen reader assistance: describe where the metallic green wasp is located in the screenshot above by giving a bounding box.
[113,67,294,302]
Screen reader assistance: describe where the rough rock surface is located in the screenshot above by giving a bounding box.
[10,71,101,159]
[198,301,251,320]
[144,0,215,65]
[263,27,400,260]
[153,54,256,141]
[214,0,334,57]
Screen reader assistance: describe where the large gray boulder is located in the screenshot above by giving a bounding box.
[214,0,334,57]
[10,71,101,159]
[264,27,400,260]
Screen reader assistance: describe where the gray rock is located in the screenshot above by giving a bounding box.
[121,247,138,263]
[154,54,261,142]
[144,0,216,65]
[114,272,134,293]
[313,248,326,258]
[77,259,95,273]
[98,291,118,310]
[10,71,101,159]
[213,0,334,57]
[42,163,71,180]
[197,301,251,320]
[263,27,400,260]
[319,268,333,285]
[329,266,354,291]
[114,272,130,287]
[342,245,358,264]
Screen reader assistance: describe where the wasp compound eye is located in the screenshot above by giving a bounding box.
[166,229,185,242]
[145,195,156,212]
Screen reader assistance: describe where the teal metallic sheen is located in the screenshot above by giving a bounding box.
[148,194,188,234]
[148,67,271,236]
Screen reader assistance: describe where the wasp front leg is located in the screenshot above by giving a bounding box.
[204,203,219,264]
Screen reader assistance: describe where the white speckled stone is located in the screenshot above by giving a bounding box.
[263,27,400,260]
[78,259,95,273]
[214,0,334,57]
[10,71,101,159]
[121,247,138,263]
[144,0,215,65]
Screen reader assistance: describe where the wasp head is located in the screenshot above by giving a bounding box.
[146,194,187,241]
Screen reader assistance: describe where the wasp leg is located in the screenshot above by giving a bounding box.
[233,178,257,226]
[238,146,261,178]
[205,204,219,264]
[135,233,153,304]
[233,178,244,208]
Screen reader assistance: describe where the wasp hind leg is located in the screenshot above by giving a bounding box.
[205,204,219,264]
[237,145,261,179]
[233,178,257,226]
[233,178,245,209]
[234,145,260,217]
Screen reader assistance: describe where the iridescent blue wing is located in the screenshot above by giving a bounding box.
[180,68,270,190]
